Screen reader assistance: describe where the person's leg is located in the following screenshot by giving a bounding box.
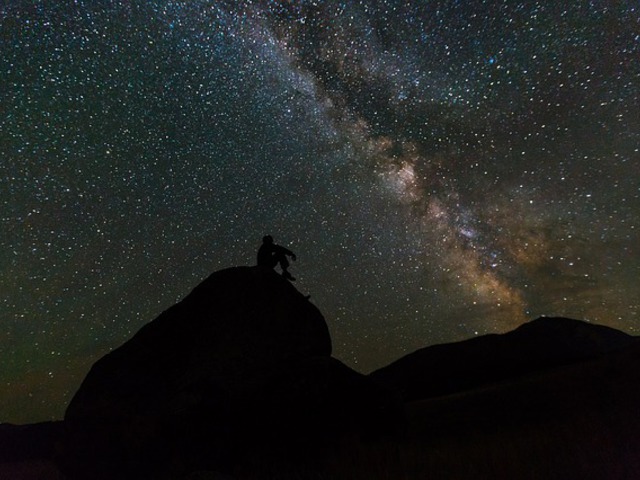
[274,253,295,280]
[278,255,289,270]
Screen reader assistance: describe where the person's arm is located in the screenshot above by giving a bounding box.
[275,245,296,260]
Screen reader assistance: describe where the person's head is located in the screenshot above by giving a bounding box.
[263,235,273,244]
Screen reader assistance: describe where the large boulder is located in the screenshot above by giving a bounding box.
[66,266,331,422]
[61,267,397,479]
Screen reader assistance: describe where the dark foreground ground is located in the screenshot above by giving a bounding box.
[7,270,636,479]
[329,342,640,480]
[3,339,640,480]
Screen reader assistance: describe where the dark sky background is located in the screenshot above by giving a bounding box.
[1,0,639,423]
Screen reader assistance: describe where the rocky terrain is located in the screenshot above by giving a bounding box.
[2,266,639,479]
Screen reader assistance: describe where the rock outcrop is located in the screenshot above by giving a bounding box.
[61,266,397,479]
[66,266,331,422]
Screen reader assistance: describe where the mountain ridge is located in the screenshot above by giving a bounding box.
[370,316,637,402]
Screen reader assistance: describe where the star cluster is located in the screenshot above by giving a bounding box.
[1,0,639,423]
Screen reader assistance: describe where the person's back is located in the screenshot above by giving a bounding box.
[257,237,277,267]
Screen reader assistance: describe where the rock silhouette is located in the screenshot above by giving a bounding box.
[61,266,398,479]
[66,266,330,420]
[3,268,640,480]
[370,316,638,402]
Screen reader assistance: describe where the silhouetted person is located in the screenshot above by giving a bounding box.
[257,235,297,281]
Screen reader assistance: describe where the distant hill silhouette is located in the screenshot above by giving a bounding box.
[399,338,640,480]
[370,316,638,402]
[0,422,63,462]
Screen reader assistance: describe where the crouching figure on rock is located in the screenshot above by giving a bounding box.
[257,235,297,281]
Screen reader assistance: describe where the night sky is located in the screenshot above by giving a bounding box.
[2,0,639,423]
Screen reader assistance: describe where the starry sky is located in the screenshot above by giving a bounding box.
[1,0,639,423]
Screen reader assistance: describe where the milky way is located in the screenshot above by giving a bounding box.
[1,0,639,423]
